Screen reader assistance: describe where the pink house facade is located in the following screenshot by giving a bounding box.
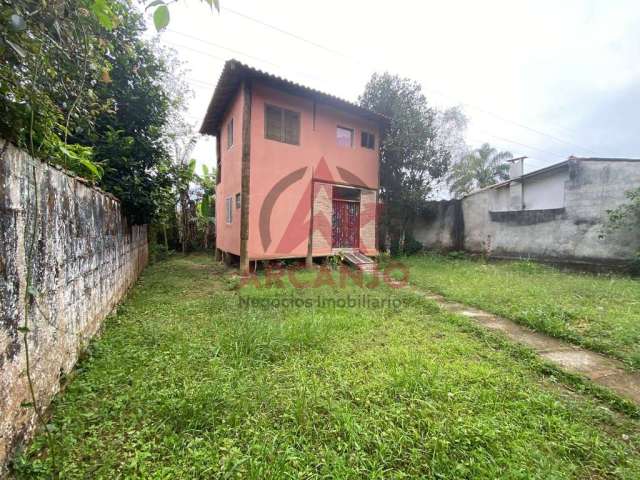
[201,60,387,272]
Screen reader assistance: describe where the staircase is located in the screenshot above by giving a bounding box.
[341,251,377,273]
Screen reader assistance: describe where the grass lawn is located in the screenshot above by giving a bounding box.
[403,254,640,369]
[13,255,640,479]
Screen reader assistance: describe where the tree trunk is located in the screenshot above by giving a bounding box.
[179,189,190,254]
[163,224,168,250]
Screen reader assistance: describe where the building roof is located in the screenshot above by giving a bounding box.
[200,59,389,135]
[468,155,640,196]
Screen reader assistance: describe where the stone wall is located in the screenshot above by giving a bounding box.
[415,159,640,266]
[311,182,332,255]
[359,189,377,255]
[0,142,148,470]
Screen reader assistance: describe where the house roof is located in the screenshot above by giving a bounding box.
[467,155,640,196]
[200,59,389,135]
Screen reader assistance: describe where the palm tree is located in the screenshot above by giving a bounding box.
[447,143,513,198]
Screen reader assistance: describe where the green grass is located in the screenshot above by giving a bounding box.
[12,254,640,479]
[403,254,640,369]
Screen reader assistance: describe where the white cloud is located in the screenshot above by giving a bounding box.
[148,0,640,173]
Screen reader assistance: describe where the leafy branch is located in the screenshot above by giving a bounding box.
[146,0,220,31]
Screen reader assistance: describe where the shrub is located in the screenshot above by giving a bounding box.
[402,236,423,256]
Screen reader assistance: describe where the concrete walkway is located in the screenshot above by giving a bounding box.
[413,289,640,404]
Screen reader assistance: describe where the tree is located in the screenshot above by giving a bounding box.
[432,106,469,197]
[197,164,216,249]
[447,143,512,198]
[1,0,117,179]
[359,73,451,254]
[169,135,198,253]
[71,5,177,224]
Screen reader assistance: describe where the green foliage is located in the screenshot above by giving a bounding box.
[12,255,640,477]
[0,0,115,180]
[146,0,220,31]
[448,143,513,198]
[605,186,640,275]
[359,73,452,253]
[607,187,640,230]
[446,250,467,260]
[1,0,187,220]
[72,9,181,224]
[153,5,170,30]
[403,254,640,369]
[326,251,345,269]
[402,235,423,256]
[149,242,171,263]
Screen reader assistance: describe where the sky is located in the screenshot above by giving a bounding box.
[146,0,640,176]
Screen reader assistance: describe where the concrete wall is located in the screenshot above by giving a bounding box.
[416,159,640,265]
[413,200,462,250]
[0,142,148,470]
[522,169,567,210]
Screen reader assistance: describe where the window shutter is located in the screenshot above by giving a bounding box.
[284,110,300,145]
[226,197,233,224]
[265,105,283,141]
[227,119,233,148]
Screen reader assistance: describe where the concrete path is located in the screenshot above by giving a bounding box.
[412,289,640,405]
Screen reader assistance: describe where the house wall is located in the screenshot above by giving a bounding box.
[522,169,567,210]
[247,82,380,259]
[0,142,148,471]
[415,159,640,265]
[215,88,244,256]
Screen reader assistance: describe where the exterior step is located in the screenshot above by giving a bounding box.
[341,251,376,271]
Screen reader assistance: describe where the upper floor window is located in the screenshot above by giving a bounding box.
[361,131,375,149]
[225,196,233,224]
[265,104,300,145]
[336,126,353,147]
[235,193,241,209]
[227,118,234,149]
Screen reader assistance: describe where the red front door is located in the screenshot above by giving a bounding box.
[332,199,360,249]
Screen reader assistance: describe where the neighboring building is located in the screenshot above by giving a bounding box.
[415,157,640,267]
[200,60,387,272]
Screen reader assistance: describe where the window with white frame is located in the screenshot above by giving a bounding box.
[336,126,354,147]
[225,196,233,224]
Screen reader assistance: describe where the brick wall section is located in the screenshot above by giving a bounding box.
[311,182,332,255]
[359,189,377,255]
[0,142,148,472]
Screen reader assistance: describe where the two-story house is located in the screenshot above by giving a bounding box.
[200,60,387,273]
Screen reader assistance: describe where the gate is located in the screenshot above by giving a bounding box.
[332,199,360,249]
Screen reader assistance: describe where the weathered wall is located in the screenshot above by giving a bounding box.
[416,159,640,265]
[0,142,148,470]
[413,200,464,251]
